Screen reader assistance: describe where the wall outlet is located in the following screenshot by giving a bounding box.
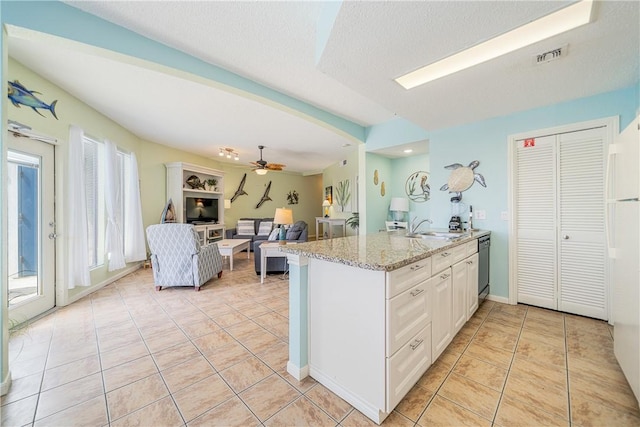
[501,211,509,221]
[475,210,486,220]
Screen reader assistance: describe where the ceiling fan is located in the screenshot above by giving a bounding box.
[250,145,286,175]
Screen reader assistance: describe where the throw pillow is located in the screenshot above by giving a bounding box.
[286,221,306,240]
[257,221,273,236]
[268,228,280,241]
[237,220,255,236]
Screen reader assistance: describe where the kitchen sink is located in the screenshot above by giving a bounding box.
[406,231,469,240]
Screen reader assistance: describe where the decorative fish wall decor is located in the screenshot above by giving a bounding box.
[8,80,58,119]
[256,181,273,209]
[185,175,206,190]
[231,173,248,203]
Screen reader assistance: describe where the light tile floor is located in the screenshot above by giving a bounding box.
[3,253,640,426]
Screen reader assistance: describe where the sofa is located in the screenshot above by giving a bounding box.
[225,217,274,251]
[254,220,308,275]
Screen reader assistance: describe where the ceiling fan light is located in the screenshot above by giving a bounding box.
[218,150,224,157]
[234,154,239,161]
[255,168,268,175]
[226,153,231,159]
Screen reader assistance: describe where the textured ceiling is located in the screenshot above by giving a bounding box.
[318,1,639,130]
[8,1,639,173]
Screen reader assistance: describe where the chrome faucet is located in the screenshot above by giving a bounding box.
[409,217,433,234]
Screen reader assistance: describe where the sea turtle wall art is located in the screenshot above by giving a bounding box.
[440,160,486,200]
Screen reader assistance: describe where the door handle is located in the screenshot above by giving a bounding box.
[563,235,570,240]
[48,233,57,240]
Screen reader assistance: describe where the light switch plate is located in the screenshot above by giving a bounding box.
[475,210,486,220]
[501,211,509,221]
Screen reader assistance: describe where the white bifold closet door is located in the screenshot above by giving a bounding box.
[515,127,608,320]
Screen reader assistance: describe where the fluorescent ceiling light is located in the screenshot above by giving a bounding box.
[395,0,594,89]
[403,149,413,154]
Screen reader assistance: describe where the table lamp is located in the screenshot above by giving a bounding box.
[274,207,293,245]
[322,199,331,217]
[390,197,409,221]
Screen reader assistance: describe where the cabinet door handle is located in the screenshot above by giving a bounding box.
[410,264,424,271]
[410,288,424,297]
[410,339,424,350]
[441,252,450,257]
[440,273,450,280]
[467,260,473,265]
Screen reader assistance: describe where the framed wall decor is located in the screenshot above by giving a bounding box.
[325,185,333,204]
[335,179,352,212]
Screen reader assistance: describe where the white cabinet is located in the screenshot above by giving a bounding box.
[466,253,479,319]
[452,261,467,334]
[194,224,225,246]
[385,259,433,409]
[165,162,225,225]
[307,236,483,424]
[386,325,431,410]
[453,252,480,330]
[431,268,452,361]
[387,279,433,357]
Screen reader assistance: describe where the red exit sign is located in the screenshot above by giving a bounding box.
[523,138,535,148]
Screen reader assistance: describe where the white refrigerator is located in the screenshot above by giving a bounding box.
[609,114,640,405]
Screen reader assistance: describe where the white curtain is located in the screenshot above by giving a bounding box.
[104,139,126,271]
[124,152,146,262]
[67,125,91,288]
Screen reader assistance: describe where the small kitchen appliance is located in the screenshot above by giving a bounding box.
[448,193,464,232]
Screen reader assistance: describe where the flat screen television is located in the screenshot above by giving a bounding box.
[185,197,219,223]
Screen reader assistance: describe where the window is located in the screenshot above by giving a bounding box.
[83,137,105,269]
[83,136,133,269]
[116,150,130,247]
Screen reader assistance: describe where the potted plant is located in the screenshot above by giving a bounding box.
[346,212,359,232]
[206,178,218,192]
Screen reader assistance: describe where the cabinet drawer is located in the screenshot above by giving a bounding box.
[386,325,432,411]
[387,279,433,356]
[432,245,466,274]
[386,257,432,299]
[465,239,478,256]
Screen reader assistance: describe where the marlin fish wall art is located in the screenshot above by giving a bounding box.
[8,80,59,120]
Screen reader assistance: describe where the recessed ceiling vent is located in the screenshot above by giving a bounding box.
[534,44,569,65]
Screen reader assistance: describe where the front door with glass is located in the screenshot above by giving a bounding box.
[7,133,56,323]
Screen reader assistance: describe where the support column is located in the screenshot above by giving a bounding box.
[286,253,309,380]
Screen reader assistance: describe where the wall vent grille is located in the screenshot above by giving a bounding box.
[534,44,568,65]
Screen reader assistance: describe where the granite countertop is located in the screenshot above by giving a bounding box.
[281,229,490,272]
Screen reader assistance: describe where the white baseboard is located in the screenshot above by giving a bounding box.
[1,370,12,396]
[486,294,510,304]
[286,361,309,381]
[310,366,388,424]
[63,263,142,306]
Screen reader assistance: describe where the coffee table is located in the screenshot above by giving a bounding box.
[216,239,251,271]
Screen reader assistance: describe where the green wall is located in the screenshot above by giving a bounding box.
[7,57,321,301]
[365,153,391,233]
[322,147,360,236]
[219,166,321,236]
[8,58,142,300]
[389,153,430,224]
[428,86,639,299]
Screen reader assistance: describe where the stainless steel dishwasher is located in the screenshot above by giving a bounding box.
[478,234,490,301]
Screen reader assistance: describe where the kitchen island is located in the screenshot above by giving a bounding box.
[281,230,489,424]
